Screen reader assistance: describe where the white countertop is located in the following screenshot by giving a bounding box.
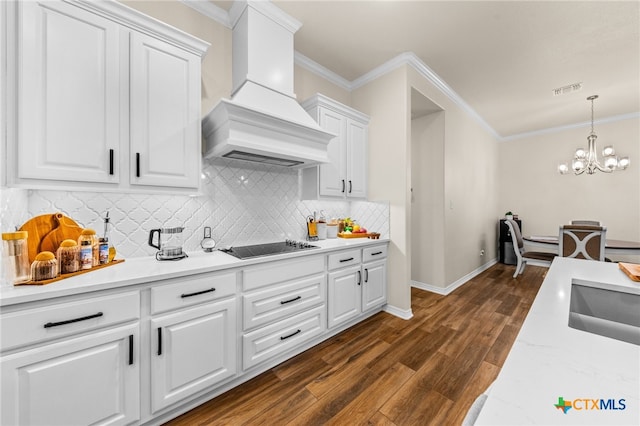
[0,238,387,307]
[476,257,640,425]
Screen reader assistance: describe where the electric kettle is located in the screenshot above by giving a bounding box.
[148,226,187,260]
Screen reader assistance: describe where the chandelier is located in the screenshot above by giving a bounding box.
[558,95,630,175]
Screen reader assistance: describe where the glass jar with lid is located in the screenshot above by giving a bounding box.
[78,229,99,267]
[31,251,58,281]
[2,231,30,285]
[57,239,80,274]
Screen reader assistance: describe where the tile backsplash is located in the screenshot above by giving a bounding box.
[1,158,389,259]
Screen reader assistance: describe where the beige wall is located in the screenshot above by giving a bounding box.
[499,117,640,263]
[352,67,412,313]
[294,65,351,105]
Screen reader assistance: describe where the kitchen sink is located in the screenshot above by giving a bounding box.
[569,279,640,346]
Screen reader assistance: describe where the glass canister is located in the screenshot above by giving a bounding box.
[78,229,99,267]
[31,251,58,281]
[57,239,80,274]
[2,231,30,285]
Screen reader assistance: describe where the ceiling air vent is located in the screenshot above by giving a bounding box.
[553,82,583,96]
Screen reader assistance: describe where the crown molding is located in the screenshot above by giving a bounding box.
[294,52,352,91]
[501,112,640,142]
[179,0,231,28]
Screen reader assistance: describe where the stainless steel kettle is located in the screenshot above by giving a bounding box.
[148,226,187,260]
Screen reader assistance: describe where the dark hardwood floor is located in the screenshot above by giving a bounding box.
[164,262,546,426]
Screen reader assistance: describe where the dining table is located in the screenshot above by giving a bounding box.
[524,235,640,256]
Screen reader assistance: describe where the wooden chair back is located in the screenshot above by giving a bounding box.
[559,225,606,261]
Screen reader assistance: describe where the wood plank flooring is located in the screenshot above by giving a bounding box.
[164,262,546,426]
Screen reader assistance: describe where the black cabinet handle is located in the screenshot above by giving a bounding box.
[136,153,140,177]
[371,251,383,256]
[341,179,345,193]
[349,180,352,193]
[365,268,369,283]
[109,149,114,175]
[128,334,134,365]
[43,312,103,328]
[280,329,301,340]
[280,296,302,305]
[181,288,216,298]
[357,270,362,286]
[157,327,162,356]
[339,257,354,263]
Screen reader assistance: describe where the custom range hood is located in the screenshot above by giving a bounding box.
[202,1,334,168]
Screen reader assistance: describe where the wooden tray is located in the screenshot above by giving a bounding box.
[619,262,640,282]
[338,232,371,238]
[16,259,125,286]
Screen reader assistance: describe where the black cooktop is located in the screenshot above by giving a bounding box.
[220,240,318,260]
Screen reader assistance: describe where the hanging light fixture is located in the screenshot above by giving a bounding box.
[558,95,630,175]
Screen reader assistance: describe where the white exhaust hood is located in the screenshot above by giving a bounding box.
[202,1,334,168]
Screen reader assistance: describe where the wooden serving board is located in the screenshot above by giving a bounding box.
[40,213,85,255]
[619,262,640,282]
[16,259,124,286]
[338,232,371,238]
[18,213,82,264]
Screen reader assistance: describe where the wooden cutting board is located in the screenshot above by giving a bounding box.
[40,213,85,256]
[619,262,640,282]
[19,213,82,263]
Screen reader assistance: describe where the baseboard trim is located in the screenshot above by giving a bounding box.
[383,304,413,320]
[412,258,499,295]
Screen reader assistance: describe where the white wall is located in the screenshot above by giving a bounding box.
[499,116,640,263]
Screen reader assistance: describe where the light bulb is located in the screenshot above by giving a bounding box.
[574,148,587,159]
[604,156,618,170]
[618,157,630,169]
[602,146,615,157]
[572,158,584,172]
[558,163,569,174]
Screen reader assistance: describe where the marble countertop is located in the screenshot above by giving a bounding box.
[0,237,388,307]
[476,257,640,425]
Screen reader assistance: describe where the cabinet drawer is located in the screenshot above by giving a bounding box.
[243,255,324,291]
[363,245,387,263]
[151,272,236,315]
[1,292,139,352]
[243,306,326,370]
[328,249,361,270]
[243,274,325,331]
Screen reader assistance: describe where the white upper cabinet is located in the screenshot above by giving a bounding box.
[17,0,121,184]
[129,32,201,189]
[301,94,370,200]
[7,0,209,192]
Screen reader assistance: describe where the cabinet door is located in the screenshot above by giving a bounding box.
[1,324,139,426]
[318,107,347,197]
[130,32,200,189]
[150,298,236,413]
[327,266,361,329]
[346,119,367,199]
[362,260,387,311]
[17,0,120,183]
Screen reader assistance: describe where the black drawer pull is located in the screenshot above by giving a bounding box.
[280,296,302,305]
[43,312,103,328]
[136,153,140,177]
[339,257,354,263]
[349,180,352,193]
[371,251,383,256]
[109,149,114,175]
[341,179,345,193]
[128,334,134,365]
[157,327,162,356]
[357,270,362,286]
[280,329,301,340]
[181,288,216,298]
[365,268,369,283]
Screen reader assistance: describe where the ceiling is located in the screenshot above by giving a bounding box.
[213,1,640,139]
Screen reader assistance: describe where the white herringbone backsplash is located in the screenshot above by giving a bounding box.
[1,158,389,259]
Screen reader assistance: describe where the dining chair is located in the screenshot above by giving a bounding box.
[559,225,607,261]
[570,220,602,226]
[505,219,557,278]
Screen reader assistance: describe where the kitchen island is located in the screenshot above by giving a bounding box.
[476,257,640,425]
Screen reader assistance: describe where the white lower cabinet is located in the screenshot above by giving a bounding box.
[327,265,362,328]
[150,298,236,413]
[0,291,141,426]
